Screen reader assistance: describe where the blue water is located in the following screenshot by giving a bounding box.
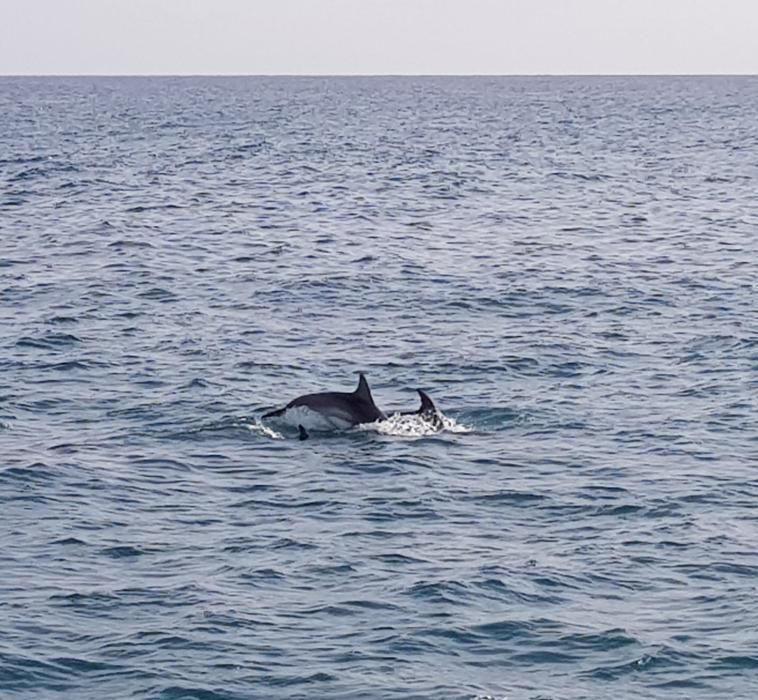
[1,76,757,700]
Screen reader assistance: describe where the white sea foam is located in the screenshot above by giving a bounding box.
[247,419,284,439]
[358,412,472,437]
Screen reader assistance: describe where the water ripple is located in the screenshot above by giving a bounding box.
[1,75,757,700]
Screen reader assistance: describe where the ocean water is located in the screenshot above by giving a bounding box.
[1,76,757,700]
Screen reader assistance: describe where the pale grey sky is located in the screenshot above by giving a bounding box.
[1,0,757,75]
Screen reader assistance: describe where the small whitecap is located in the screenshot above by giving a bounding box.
[440,414,474,433]
[247,419,283,440]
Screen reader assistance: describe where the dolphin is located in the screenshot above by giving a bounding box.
[400,389,444,430]
[262,373,386,437]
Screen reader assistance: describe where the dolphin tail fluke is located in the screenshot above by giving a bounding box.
[298,424,309,441]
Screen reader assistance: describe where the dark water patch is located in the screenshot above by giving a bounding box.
[238,567,286,582]
[108,239,155,249]
[153,686,246,700]
[36,359,98,372]
[371,552,427,565]
[466,490,547,506]
[675,561,758,578]
[475,578,563,606]
[100,545,148,559]
[1,195,28,207]
[307,562,356,576]
[0,257,27,268]
[45,315,79,325]
[557,629,638,652]
[586,646,700,680]
[0,462,59,484]
[364,497,441,522]
[125,204,183,213]
[230,497,335,513]
[407,580,470,605]
[511,649,579,664]
[50,537,89,546]
[137,287,179,302]
[710,655,758,670]
[304,599,401,618]
[651,677,712,690]
[48,656,123,674]
[590,503,644,517]
[49,591,121,608]
[130,457,196,473]
[271,537,319,550]
[0,651,76,690]
[9,166,50,182]
[468,619,544,649]
[16,333,82,349]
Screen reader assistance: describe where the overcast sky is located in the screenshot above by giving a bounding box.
[1,0,757,75]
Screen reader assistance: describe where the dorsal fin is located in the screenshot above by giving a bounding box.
[416,389,436,415]
[354,373,374,402]
[416,389,443,429]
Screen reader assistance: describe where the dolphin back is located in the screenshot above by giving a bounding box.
[262,374,385,426]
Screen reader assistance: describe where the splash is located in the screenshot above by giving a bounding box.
[359,412,472,438]
[247,419,284,440]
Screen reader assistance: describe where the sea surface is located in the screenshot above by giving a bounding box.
[1,76,757,700]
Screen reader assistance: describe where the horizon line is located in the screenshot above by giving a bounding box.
[2,72,758,78]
